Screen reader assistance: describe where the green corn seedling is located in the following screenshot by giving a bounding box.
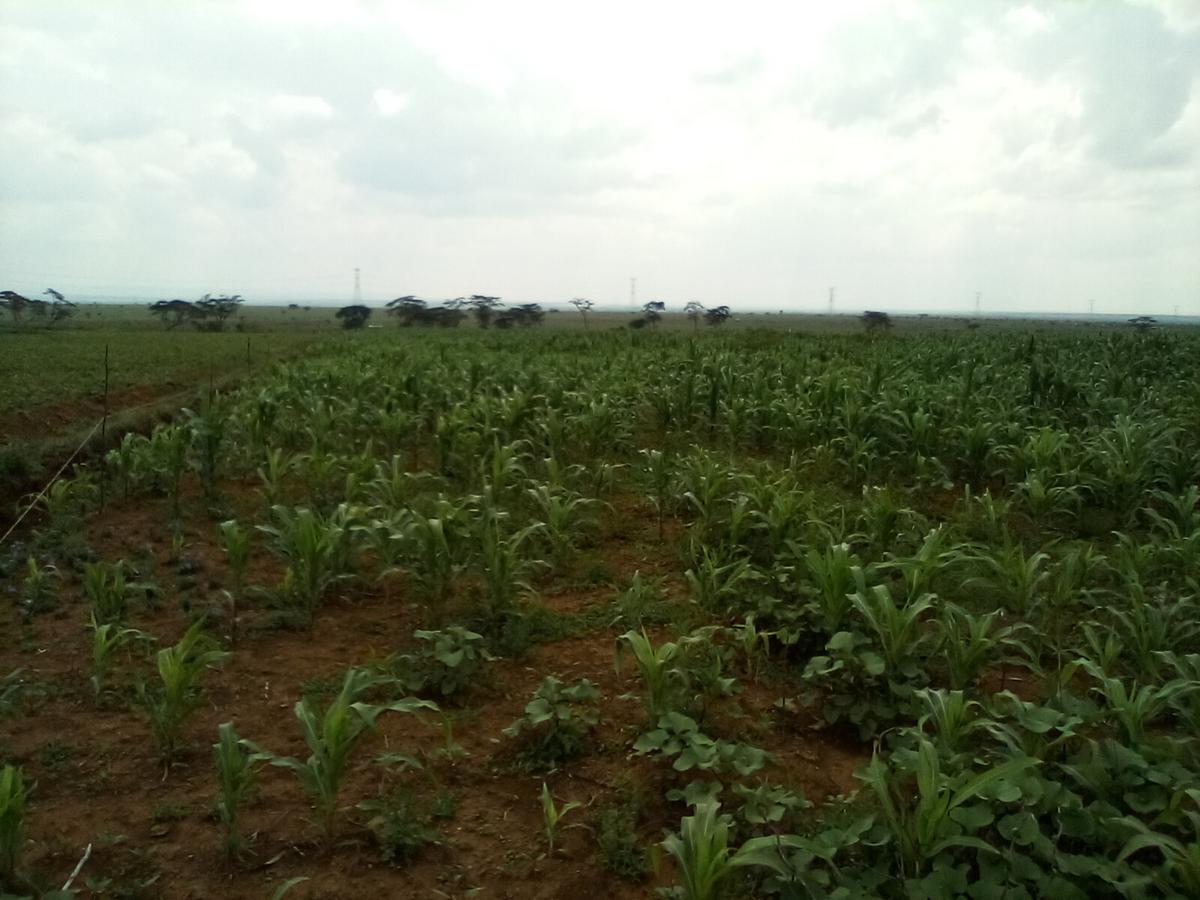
[18,556,59,618]
[858,737,1038,878]
[616,629,684,723]
[851,584,933,671]
[258,505,354,629]
[213,721,270,860]
[271,668,436,841]
[142,621,230,759]
[540,783,583,855]
[0,765,31,888]
[659,799,741,900]
[217,519,252,644]
[257,447,293,509]
[90,613,151,702]
[83,560,138,625]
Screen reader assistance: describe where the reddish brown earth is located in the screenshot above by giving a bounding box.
[1,486,869,899]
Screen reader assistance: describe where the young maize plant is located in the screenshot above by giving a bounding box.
[0,765,31,889]
[18,556,59,618]
[473,509,544,635]
[184,394,227,501]
[616,629,685,724]
[150,424,190,522]
[256,447,293,510]
[934,603,1032,691]
[967,543,1052,618]
[82,559,141,625]
[401,499,469,608]
[213,722,270,860]
[270,668,436,841]
[105,431,143,499]
[683,547,759,615]
[525,483,595,568]
[1079,661,1197,746]
[792,542,867,637]
[850,584,934,672]
[728,615,773,682]
[141,621,230,760]
[639,448,675,541]
[914,689,992,757]
[90,613,152,703]
[1116,787,1200,896]
[540,783,583,856]
[857,737,1038,879]
[258,504,356,629]
[658,799,761,900]
[217,520,252,645]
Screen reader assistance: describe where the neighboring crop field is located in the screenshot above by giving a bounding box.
[0,328,319,417]
[2,327,1200,898]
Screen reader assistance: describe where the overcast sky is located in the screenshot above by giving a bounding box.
[1,1,1197,314]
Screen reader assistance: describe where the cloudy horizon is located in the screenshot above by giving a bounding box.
[1,0,1197,316]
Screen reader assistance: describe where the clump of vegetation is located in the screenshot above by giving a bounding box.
[393,626,492,700]
[213,722,268,860]
[270,669,435,840]
[140,622,230,759]
[503,676,600,771]
[0,764,30,889]
[359,787,443,866]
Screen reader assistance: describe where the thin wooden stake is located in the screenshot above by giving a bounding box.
[99,343,110,509]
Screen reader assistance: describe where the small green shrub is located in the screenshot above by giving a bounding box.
[503,676,600,771]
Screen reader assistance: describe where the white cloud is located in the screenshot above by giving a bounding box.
[371,88,411,117]
[270,94,335,119]
[0,0,1195,313]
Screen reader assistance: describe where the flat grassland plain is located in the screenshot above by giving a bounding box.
[2,314,1200,899]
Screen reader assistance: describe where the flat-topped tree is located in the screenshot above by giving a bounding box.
[149,299,198,329]
[336,304,372,330]
[498,303,544,328]
[704,305,731,326]
[642,300,665,328]
[571,298,594,329]
[44,288,76,325]
[468,295,504,329]
[386,295,426,327]
[0,290,31,325]
[685,301,705,329]
[193,294,244,331]
[1129,316,1157,333]
[861,310,893,334]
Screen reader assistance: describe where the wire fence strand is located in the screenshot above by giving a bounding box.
[0,418,103,550]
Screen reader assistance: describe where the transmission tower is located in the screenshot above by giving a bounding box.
[975,291,982,317]
[828,286,835,315]
[353,268,362,303]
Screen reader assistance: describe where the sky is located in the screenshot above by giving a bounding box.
[0,0,1197,315]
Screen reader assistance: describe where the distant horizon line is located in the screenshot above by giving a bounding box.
[56,295,1198,322]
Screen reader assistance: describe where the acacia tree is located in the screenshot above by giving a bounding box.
[861,310,893,334]
[44,288,76,326]
[469,295,504,329]
[149,299,198,329]
[336,304,372,329]
[496,303,544,328]
[193,294,244,331]
[684,300,705,330]
[386,296,426,326]
[1129,316,1157,333]
[571,298,595,329]
[704,305,731,326]
[642,300,665,328]
[0,290,30,325]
